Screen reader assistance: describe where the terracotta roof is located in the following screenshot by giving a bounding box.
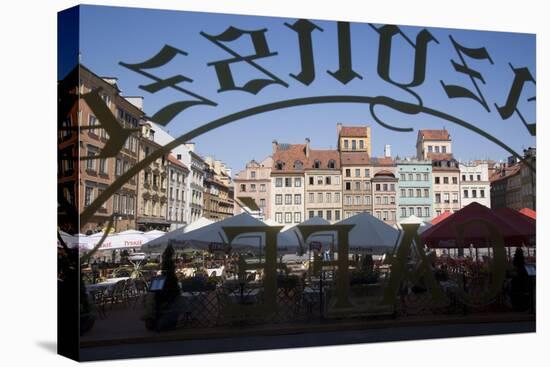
[418,129,450,141]
[371,157,395,166]
[490,165,520,183]
[340,153,395,166]
[167,154,189,171]
[339,126,368,137]
[272,144,340,172]
[340,152,370,165]
[272,144,307,173]
[427,152,454,161]
[306,149,340,170]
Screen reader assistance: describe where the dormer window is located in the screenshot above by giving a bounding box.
[328,159,336,169]
[294,160,303,169]
[313,160,321,169]
[275,161,284,170]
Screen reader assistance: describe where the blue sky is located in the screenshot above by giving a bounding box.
[64,5,536,173]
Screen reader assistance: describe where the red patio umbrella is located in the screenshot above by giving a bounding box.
[519,207,536,220]
[431,211,453,225]
[421,202,535,248]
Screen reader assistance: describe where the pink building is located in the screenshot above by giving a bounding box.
[233,157,273,219]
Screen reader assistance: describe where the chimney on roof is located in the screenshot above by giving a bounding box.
[305,138,310,158]
[336,123,342,135]
[384,144,391,158]
[272,140,279,154]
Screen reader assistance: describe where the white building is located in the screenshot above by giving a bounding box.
[145,121,204,225]
[459,161,491,208]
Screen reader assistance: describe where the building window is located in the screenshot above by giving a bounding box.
[275,161,284,170]
[284,194,292,205]
[435,193,441,203]
[294,161,303,170]
[328,160,336,169]
[309,210,314,219]
[260,184,266,192]
[443,177,449,184]
[424,207,430,217]
[240,184,246,192]
[480,189,485,198]
[345,182,351,191]
[285,212,292,223]
[250,171,256,179]
[99,159,107,175]
[452,177,458,184]
[365,195,371,205]
[355,169,360,177]
[400,189,406,197]
[294,194,301,205]
[284,178,292,187]
[335,192,341,203]
[442,146,447,153]
[444,193,450,203]
[409,207,414,216]
[250,184,256,192]
[435,177,440,184]
[326,193,331,203]
[464,189,469,198]
[344,140,349,149]
[318,193,323,203]
[115,159,122,176]
[275,212,283,223]
[326,210,332,221]
[416,189,422,198]
[317,210,323,218]
[401,207,407,217]
[477,174,481,181]
[317,176,323,185]
[352,140,357,150]
[376,184,381,191]
[355,181,361,191]
[428,146,433,153]
[325,176,332,185]
[452,193,459,203]
[424,188,429,198]
[309,193,315,203]
[294,177,302,187]
[408,188,413,197]
[400,173,406,181]
[462,174,466,181]
[84,186,94,207]
[472,190,477,198]
[275,194,282,205]
[345,195,352,205]
[294,212,301,223]
[335,176,341,185]
[345,169,351,177]
[417,207,422,217]
[335,210,341,221]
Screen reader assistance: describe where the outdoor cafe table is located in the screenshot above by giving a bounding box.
[86,277,130,293]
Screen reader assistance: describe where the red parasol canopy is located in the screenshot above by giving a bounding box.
[519,207,536,220]
[431,211,453,225]
[421,202,535,248]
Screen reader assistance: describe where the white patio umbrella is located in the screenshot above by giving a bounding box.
[142,213,295,253]
[281,216,334,251]
[87,230,149,251]
[398,215,433,234]
[336,212,400,254]
[183,217,214,233]
[144,229,166,241]
[58,231,91,250]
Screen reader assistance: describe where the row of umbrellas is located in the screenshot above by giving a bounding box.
[141,212,403,255]
[58,229,166,251]
[59,203,536,254]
